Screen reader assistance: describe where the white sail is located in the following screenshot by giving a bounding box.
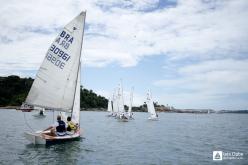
[117,82,125,113]
[128,87,134,115]
[71,64,81,124]
[25,12,86,112]
[107,97,113,112]
[147,90,156,117]
[112,91,119,113]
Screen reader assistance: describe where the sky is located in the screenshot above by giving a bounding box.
[0,0,248,110]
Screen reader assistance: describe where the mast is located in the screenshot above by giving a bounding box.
[71,62,81,117]
[71,11,86,113]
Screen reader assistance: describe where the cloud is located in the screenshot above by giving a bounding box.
[154,59,248,109]
[1,0,248,74]
[95,0,160,11]
[86,0,248,68]
[0,0,247,109]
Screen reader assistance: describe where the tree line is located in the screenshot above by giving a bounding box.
[0,75,173,112]
[0,75,108,109]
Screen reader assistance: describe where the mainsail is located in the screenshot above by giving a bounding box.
[112,90,119,114]
[25,12,86,112]
[71,63,81,124]
[117,82,125,113]
[128,87,134,115]
[147,90,156,117]
[107,97,113,113]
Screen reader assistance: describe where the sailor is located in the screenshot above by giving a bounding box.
[66,116,77,132]
[43,115,66,136]
[39,110,44,115]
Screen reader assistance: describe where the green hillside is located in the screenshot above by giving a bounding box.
[0,75,108,109]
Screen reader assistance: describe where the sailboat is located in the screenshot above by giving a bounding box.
[146,90,158,121]
[106,97,113,117]
[24,11,86,144]
[18,103,34,112]
[127,87,134,119]
[116,82,128,122]
[112,90,118,117]
[33,108,46,118]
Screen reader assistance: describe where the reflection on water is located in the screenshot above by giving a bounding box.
[0,110,247,165]
[19,140,82,164]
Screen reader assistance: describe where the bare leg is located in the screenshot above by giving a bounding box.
[42,128,56,136]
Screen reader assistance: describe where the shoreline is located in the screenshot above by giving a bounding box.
[0,106,19,109]
[1,106,247,114]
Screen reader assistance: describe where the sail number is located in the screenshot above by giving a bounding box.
[49,44,70,61]
[46,44,71,69]
[46,53,65,69]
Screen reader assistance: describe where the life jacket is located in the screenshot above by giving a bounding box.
[56,120,66,132]
[67,121,76,131]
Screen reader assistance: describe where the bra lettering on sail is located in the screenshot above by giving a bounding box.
[60,30,74,44]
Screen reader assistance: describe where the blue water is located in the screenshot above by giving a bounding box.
[0,110,247,165]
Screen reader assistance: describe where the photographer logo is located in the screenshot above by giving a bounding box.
[213,151,223,161]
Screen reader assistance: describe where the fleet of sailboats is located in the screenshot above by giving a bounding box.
[23,11,86,144]
[106,82,136,122]
[106,81,160,122]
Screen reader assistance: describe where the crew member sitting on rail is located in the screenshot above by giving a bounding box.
[42,115,66,136]
[66,116,78,132]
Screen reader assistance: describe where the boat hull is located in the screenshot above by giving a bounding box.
[128,116,134,120]
[117,118,129,122]
[32,114,46,118]
[19,108,33,112]
[106,114,113,117]
[148,117,159,121]
[24,130,81,145]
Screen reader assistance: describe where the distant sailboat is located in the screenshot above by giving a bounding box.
[24,11,86,144]
[146,90,158,121]
[18,103,34,112]
[116,82,128,122]
[106,97,113,117]
[33,108,46,118]
[127,87,134,119]
[112,90,119,117]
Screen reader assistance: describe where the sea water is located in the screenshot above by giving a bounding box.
[0,110,247,165]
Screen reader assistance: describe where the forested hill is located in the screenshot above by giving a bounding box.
[0,75,108,109]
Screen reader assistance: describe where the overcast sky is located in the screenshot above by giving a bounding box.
[0,0,248,110]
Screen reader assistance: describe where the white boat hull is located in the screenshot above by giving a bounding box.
[24,132,46,144]
[116,114,129,122]
[24,130,81,145]
[148,116,159,121]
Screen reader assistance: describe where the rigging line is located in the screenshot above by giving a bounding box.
[23,112,34,132]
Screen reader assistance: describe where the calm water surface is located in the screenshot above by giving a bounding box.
[0,110,247,165]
